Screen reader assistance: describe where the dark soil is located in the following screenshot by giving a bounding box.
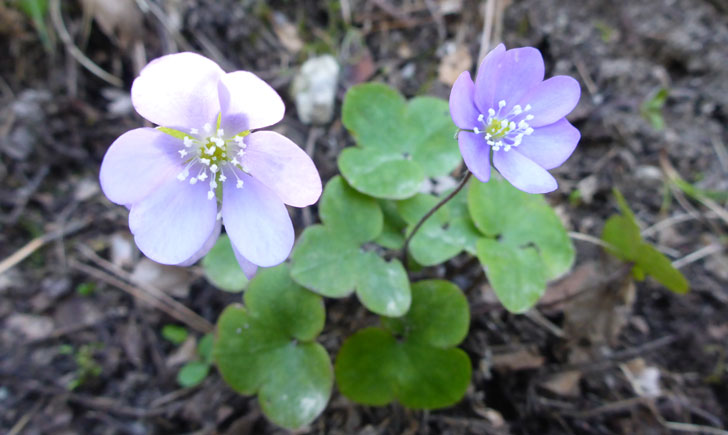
[1,0,727,434]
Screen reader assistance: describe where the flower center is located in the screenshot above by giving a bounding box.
[473,100,535,152]
[174,121,251,203]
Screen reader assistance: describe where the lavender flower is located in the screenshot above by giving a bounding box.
[100,53,321,276]
[449,44,581,193]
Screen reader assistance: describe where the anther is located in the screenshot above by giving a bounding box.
[477,114,485,122]
[236,180,244,189]
[498,100,506,108]
[179,150,188,157]
[474,127,481,134]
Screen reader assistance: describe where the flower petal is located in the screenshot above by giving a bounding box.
[218,71,285,133]
[493,149,557,194]
[131,52,224,129]
[176,218,222,267]
[100,128,182,206]
[231,243,258,279]
[449,71,480,129]
[243,131,322,207]
[129,175,218,265]
[222,171,294,267]
[458,132,491,183]
[516,119,580,170]
[474,43,506,113]
[519,76,581,128]
[491,47,545,110]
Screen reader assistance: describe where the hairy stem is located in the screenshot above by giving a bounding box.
[402,171,472,258]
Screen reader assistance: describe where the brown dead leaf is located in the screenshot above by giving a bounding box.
[131,258,191,298]
[492,347,544,371]
[4,313,54,340]
[540,370,582,397]
[438,43,472,86]
[166,336,197,367]
[539,261,598,312]
[80,0,143,51]
[271,12,303,54]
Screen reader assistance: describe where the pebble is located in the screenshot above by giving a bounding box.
[291,55,339,125]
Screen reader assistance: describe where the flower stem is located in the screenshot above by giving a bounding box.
[402,171,472,258]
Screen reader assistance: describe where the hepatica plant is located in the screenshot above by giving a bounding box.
[98,47,687,430]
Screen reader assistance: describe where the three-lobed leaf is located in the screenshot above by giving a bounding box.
[291,176,411,316]
[214,265,332,430]
[467,177,575,313]
[202,234,249,292]
[339,83,461,199]
[335,280,471,409]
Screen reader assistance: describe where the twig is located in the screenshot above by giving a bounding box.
[478,0,497,63]
[402,172,472,257]
[567,231,612,250]
[49,0,123,87]
[525,309,564,338]
[574,58,598,95]
[69,259,213,334]
[672,243,724,269]
[0,219,89,276]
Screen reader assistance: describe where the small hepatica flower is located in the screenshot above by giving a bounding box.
[449,44,581,193]
[100,52,322,276]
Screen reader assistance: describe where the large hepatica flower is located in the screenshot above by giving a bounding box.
[100,52,321,276]
[449,44,581,193]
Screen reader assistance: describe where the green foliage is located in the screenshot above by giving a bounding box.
[291,176,411,316]
[175,332,215,388]
[203,234,249,292]
[467,177,575,312]
[214,265,333,430]
[398,188,480,266]
[335,280,471,409]
[59,343,103,390]
[161,324,189,345]
[16,0,52,51]
[339,83,461,199]
[640,87,669,131]
[601,189,689,293]
[76,282,96,296]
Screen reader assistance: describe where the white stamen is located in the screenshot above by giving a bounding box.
[242,164,250,173]
[190,177,198,184]
[203,123,212,133]
[183,137,193,147]
[201,158,211,166]
[488,108,496,117]
[236,180,244,189]
[209,180,217,188]
[198,172,208,181]
[477,114,485,122]
[190,128,199,135]
[210,164,219,173]
[207,191,215,200]
[473,127,480,134]
[512,105,522,115]
[498,100,506,108]
[179,149,188,157]
[219,174,227,182]
[524,104,532,111]
[231,157,240,166]
[206,146,216,155]
[525,114,534,121]
[217,128,224,136]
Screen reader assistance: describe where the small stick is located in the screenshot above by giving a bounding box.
[478,0,497,63]
[672,243,724,269]
[0,219,89,276]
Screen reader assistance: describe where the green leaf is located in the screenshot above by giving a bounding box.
[476,239,546,313]
[202,234,249,292]
[197,333,214,364]
[398,189,480,266]
[601,192,689,294]
[177,361,210,387]
[214,265,332,429]
[640,88,669,131]
[375,200,407,250]
[161,324,189,345]
[335,280,471,409]
[291,177,411,316]
[467,177,574,312]
[17,0,52,51]
[339,83,461,199]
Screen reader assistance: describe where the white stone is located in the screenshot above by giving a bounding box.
[291,55,340,124]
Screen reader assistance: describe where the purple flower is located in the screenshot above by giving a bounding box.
[100,52,322,277]
[449,44,581,193]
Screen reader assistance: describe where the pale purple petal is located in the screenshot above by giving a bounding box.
[222,172,294,267]
[518,76,581,128]
[493,150,557,194]
[218,71,285,133]
[231,243,258,279]
[129,176,218,264]
[491,47,545,110]
[458,132,491,183]
[131,52,224,129]
[243,131,322,207]
[449,71,480,129]
[474,43,506,113]
[100,128,182,206]
[176,218,222,267]
[516,119,580,170]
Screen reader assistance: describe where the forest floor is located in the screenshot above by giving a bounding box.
[1,0,727,434]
